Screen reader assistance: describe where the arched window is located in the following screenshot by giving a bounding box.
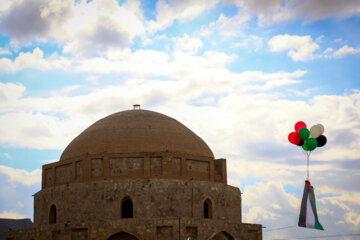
[121,197,133,218]
[204,199,212,219]
[49,204,57,224]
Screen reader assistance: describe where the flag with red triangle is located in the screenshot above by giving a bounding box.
[298,180,324,230]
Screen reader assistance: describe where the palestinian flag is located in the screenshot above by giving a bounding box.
[298,180,324,230]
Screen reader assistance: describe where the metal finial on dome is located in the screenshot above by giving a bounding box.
[133,104,140,110]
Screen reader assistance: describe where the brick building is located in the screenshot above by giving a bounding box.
[5,107,262,240]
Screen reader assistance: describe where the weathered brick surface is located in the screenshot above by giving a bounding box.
[34,179,242,225]
[5,178,262,240]
[41,152,226,189]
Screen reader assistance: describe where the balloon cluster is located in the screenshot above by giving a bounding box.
[288,121,327,151]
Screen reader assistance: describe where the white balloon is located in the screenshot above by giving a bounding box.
[317,123,324,135]
[310,124,322,138]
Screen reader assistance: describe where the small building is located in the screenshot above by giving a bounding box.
[0,218,33,240]
[5,108,262,240]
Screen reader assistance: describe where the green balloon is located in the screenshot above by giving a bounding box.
[302,142,309,151]
[299,127,310,140]
[306,138,318,151]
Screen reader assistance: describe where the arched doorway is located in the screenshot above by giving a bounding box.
[107,232,138,240]
[204,198,212,219]
[209,231,234,240]
[49,204,56,224]
[121,197,133,218]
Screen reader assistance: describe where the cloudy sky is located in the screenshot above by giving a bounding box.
[0,0,360,239]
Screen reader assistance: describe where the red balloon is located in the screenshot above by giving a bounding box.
[294,121,307,132]
[288,132,301,145]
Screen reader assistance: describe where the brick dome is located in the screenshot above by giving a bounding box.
[60,109,214,161]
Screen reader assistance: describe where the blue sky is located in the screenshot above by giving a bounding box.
[1,0,360,239]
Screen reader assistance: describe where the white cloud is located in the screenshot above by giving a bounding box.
[324,47,333,54]
[240,181,360,238]
[192,0,360,42]
[0,109,90,150]
[286,87,315,97]
[2,153,11,159]
[0,165,41,186]
[0,210,27,219]
[322,45,360,58]
[0,48,71,73]
[0,0,72,45]
[0,61,306,150]
[74,48,237,78]
[205,0,360,38]
[239,70,304,91]
[86,75,100,84]
[215,12,251,37]
[246,206,278,223]
[231,0,360,27]
[199,9,251,38]
[0,0,14,12]
[76,48,171,76]
[142,38,153,46]
[268,34,320,61]
[62,16,132,56]
[0,82,25,102]
[0,0,145,55]
[62,0,145,56]
[199,26,213,37]
[296,0,360,23]
[346,212,360,226]
[233,35,263,51]
[147,0,219,33]
[241,0,296,26]
[50,85,81,96]
[243,182,299,223]
[173,34,203,54]
[334,45,360,57]
[0,47,11,55]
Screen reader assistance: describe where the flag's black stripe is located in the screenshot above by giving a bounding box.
[298,181,309,227]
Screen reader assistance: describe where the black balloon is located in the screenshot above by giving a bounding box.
[297,139,304,147]
[316,135,327,147]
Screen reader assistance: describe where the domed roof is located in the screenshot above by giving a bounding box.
[60,109,214,161]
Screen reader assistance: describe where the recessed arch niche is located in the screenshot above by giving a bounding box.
[107,232,139,240]
[209,231,235,240]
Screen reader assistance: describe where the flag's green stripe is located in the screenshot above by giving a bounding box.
[311,186,324,230]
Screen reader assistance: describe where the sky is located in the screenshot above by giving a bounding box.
[0,0,359,239]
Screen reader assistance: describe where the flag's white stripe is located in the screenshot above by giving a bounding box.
[306,194,315,228]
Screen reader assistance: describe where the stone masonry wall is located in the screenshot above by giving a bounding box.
[42,152,227,189]
[34,179,241,227]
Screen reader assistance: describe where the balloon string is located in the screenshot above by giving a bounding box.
[306,151,311,180]
[307,153,309,180]
[302,150,311,180]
